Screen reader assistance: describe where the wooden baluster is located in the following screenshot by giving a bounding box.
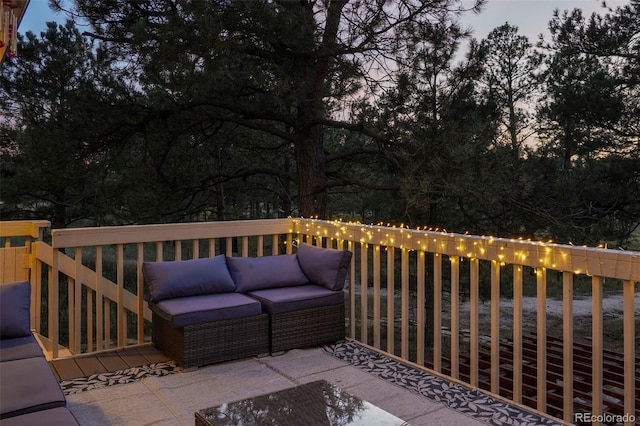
[348,240,355,339]
[373,244,381,349]
[622,279,635,426]
[401,248,409,360]
[513,265,524,404]
[591,276,603,423]
[96,246,103,351]
[469,258,480,387]
[137,243,145,344]
[416,251,425,366]
[451,256,460,380]
[433,253,442,373]
[561,271,574,421]
[257,235,264,257]
[387,247,395,355]
[360,242,368,345]
[116,244,125,347]
[536,267,547,412]
[73,247,82,353]
[490,260,501,394]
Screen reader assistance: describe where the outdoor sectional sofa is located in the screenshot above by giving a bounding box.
[143,242,353,369]
[0,280,80,425]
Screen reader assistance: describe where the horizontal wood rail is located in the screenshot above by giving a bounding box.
[0,220,50,240]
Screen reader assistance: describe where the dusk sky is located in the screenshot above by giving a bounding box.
[463,0,629,41]
[18,0,629,52]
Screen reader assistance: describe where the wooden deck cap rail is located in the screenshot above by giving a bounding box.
[293,219,640,282]
[50,218,293,248]
[0,220,51,239]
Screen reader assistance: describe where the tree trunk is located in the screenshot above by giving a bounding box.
[52,187,67,229]
[216,147,226,221]
[280,156,293,216]
[291,0,348,219]
[294,123,327,218]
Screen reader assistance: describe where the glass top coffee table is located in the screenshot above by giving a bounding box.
[195,380,410,425]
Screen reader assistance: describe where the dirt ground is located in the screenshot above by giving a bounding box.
[452,295,640,354]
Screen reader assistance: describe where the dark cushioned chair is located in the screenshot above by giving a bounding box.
[229,243,353,353]
[143,257,269,369]
[249,284,346,353]
[0,281,79,424]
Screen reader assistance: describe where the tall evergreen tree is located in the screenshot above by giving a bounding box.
[0,21,129,227]
[53,0,484,218]
[479,23,541,158]
[375,14,503,232]
[529,3,640,245]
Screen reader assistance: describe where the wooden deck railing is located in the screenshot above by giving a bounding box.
[0,218,637,425]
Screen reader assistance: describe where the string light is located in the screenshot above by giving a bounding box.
[289,218,639,282]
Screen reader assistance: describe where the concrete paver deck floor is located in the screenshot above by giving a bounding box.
[65,341,563,426]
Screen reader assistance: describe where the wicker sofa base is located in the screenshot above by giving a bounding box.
[152,312,269,369]
[270,303,345,353]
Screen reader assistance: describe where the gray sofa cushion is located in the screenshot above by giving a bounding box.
[296,243,352,291]
[0,357,66,419]
[227,255,308,293]
[248,284,344,314]
[0,335,44,362]
[151,293,262,328]
[0,280,31,339]
[143,256,236,303]
[1,407,79,425]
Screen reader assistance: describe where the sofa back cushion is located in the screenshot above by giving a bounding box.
[0,280,31,339]
[227,254,309,292]
[296,243,353,291]
[143,256,235,303]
